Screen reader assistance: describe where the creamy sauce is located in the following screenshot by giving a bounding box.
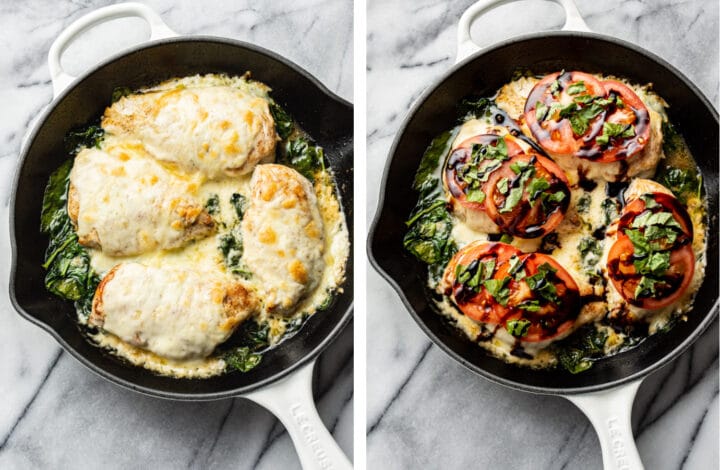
[426,74,706,368]
[77,74,349,378]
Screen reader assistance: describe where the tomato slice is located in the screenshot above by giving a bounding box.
[523,72,651,163]
[443,242,520,325]
[608,191,695,309]
[597,80,651,162]
[524,71,606,156]
[607,237,694,309]
[483,152,570,238]
[443,243,581,343]
[443,134,524,212]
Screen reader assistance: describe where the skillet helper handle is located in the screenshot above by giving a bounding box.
[243,361,352,470]
[47,2,177,96]
[565,380,644,470]
[456,0,591,63]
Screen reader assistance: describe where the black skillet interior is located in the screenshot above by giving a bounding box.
[369,32,718,394]
[10,37,353,399]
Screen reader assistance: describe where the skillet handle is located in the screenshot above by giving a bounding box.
[456,0,591,63]
[47,2,177,97]
[243,361,352,470]
[564,379,644,470]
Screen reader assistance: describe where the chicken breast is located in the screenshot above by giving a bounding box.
[89,263,258,361]
[495,74,665,185]
[102,85,278,179]
[241,164,325,314]
[68,143,214,256]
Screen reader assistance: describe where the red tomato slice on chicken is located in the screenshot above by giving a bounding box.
[484,152,570,238]
[443,243,580,343]
[608,192,695,309]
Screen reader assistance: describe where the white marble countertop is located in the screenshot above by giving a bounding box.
[0,1,352,468]
[367,0,718,469]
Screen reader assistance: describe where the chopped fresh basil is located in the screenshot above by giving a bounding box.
[507,255,523,277]
[634,276,660,299]
[510,160,530,174]
[549,78,561,95]
[527,177,550,200]
[518,300,542,312]
[471,137,508,162]
[596,122,635,146]
[566,81,586,95]
[500,187,524,213]
[483,277,511,306]
[497,177,509,195]
[546,191,566,204]
[634,251,671,277]
[466,188,486,203]
[499,233,514,244]
[506,319,531,337]
[524,263,559,304]
[535,101,549,121]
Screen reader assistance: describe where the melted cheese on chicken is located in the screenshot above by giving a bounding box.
[242,164,325,315]
[68,143,213,256]
[89,263,258,361]
[102,76,278,179]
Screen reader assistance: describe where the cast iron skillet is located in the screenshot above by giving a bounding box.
[7,4,352,469]
[368,0,717,468]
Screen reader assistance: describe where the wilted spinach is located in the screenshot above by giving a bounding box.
[458,97,493,122]
[111,86,132,103]
[657,167,702,204]
[41,158,99,319]
[230,193,247,219]
[283,137,325,181]
[554,325,608,374]
[205,194,220,215]
[269,102,294,140]
[219,193,252,279]
[64,125,104,155]
[404,129,459,280]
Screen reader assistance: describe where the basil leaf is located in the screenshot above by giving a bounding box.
[500,187,523,213]
[527,177,550,201]
[566,81,586,95]
[466,188,486,203]
[506,319,531,337]
[483,277,511,306]
[535,101,549,121]
[269,102,294,140]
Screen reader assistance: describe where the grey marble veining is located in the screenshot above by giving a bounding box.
[367,0,718,469]
[0,1,352,469]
